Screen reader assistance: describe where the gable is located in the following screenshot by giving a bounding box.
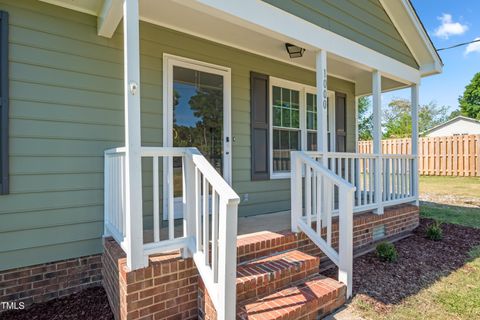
[262,0,418,69]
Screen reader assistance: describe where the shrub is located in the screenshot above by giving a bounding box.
[376,241,398,262]
[426,221,443,241]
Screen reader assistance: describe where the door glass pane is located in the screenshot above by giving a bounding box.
[172,66,223,196]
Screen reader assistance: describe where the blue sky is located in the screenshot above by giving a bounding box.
[382,0,480,113]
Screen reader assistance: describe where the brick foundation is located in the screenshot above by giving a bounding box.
[102,238,198,320]
[237,204,419,264]
[0,254,102,311]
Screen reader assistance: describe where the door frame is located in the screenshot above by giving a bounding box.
[162,54,232,219]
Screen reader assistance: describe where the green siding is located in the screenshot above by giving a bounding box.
[262,0,418,68]
[0,0,355,270]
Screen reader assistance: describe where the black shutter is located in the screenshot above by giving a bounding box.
[0,11,9,195]
[250,72,269,180]
[335,92,347,152]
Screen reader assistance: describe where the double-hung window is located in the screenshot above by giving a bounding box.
[271,85,301,174]
[270,77,335,179]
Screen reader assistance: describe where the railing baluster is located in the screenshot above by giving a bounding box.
[121,155,126,236]
[168,156,174,240]
[195,167,201,252]
[362,158,367,206]
[212,189,218,283]
[306,165,312,227]
[203,176,209,265]
[369,158,373,205]
[326,180,332,246]
[153,156,160,242]
[316,174,322,236]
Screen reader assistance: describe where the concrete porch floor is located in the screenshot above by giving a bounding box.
[143,210,291,243]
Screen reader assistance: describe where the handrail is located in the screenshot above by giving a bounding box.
[186,148,239,202]
[291,151,355,298]
[104,146,239,320]
[299,153,356,190]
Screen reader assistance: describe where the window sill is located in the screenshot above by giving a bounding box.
[270,172,291,180]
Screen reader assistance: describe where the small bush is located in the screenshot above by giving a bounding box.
[376,241,397,262]
[426,221,443,241]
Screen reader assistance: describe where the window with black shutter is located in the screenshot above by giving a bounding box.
[0,10,9,195]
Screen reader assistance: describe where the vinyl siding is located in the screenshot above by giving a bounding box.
[0,0,355,270]
[262,0,418,69]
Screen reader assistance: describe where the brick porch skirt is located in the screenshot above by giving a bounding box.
[0,204,418,318]
[102,204,418,320]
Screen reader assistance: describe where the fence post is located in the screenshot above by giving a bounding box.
[291,152,302,232]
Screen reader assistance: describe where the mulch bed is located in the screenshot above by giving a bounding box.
[1,286,114,320]
[327,218,480,313]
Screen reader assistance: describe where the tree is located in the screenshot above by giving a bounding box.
[382,98,449,138]
[448,109,461,120]
[459,72,480,120]
[357,96,373,140]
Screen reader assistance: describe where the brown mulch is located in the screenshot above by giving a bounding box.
[1,286,114,320]
[326,218,480,312]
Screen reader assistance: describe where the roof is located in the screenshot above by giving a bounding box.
[423,116,480,135]
[379,0,443,76]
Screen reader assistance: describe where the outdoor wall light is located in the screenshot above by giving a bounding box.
[285,43,305,58]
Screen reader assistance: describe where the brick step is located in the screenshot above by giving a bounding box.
[237,231,320,264]
[237,250,319,304]
[237,275,346,320]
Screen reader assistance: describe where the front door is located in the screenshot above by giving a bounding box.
[163,55,231,219]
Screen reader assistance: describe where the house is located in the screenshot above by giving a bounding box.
[0,0,442,319]
[424,116,480,137]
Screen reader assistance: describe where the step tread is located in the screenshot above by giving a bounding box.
[237,250,319,303]
[237,275,346,320]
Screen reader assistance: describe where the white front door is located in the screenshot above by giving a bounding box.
[163,54,232,219]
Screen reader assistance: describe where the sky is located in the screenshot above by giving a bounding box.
[382,0,480,113]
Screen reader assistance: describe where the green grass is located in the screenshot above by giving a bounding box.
[419,176,480,198]
[420,204,480,228]
[349,176,480,320]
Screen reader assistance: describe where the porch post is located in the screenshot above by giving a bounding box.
[372,70,383,214]
[316,50,328,163]
[411,84,420,205]
[123,0,145,270]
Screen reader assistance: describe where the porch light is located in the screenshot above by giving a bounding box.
[285,43,305,58]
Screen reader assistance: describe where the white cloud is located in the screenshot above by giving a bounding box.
[465,37,480,55]
[434,13,468,39]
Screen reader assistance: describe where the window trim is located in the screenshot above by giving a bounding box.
[269,77,335,179]
[0,11,8,195]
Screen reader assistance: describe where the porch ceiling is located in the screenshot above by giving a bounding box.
[39,0,410,95]
[139,0,407,96]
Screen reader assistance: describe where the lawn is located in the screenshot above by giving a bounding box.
[347,175,480,320]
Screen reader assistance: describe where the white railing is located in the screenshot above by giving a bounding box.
[291,151,355,298]
[104,147,239,320]
[305,152,416,213]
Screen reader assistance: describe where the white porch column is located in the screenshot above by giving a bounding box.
[411,84,420,205]
[372,70,383,214]
[316,50,328,163]
[123,0,145,271]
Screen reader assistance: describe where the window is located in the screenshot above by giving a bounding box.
[306,92,317,151]
[269,78,336,178]
[0,11,8,195]
[272,86,300,173]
